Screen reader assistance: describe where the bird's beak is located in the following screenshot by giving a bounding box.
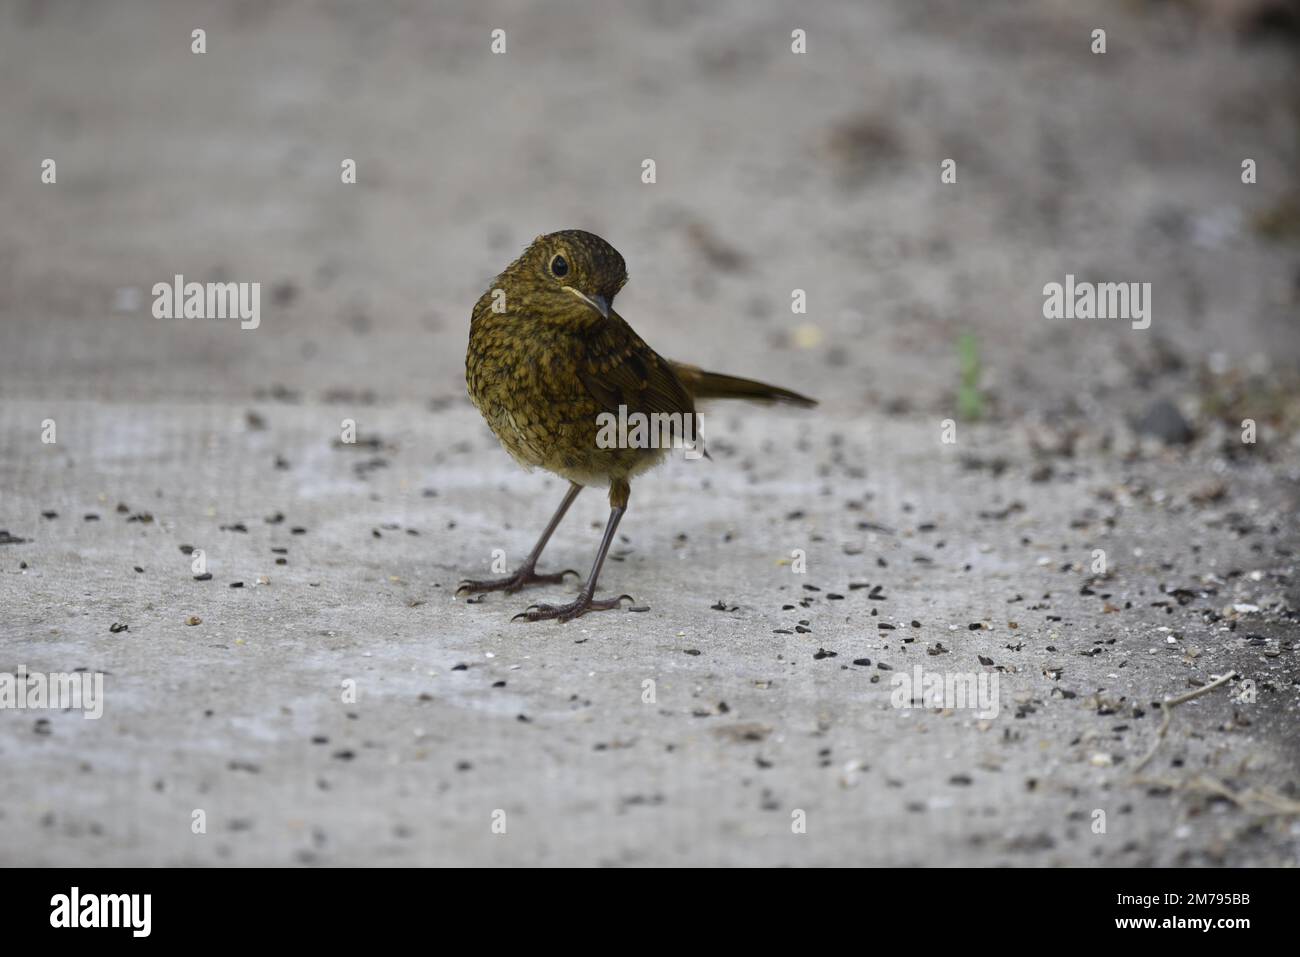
[564,287,610,320]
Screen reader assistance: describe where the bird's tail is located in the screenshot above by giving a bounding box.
[671,363,817,408]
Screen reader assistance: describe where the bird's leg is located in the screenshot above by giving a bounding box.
[515,478,634,622]
[457,483,583,595]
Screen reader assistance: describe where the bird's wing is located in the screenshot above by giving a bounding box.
[576,314,697,429]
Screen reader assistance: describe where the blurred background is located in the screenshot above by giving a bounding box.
[2,0,1296,427]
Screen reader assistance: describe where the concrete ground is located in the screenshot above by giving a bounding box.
[1,0,1298,866]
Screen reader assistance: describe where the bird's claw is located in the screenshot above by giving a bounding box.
[511,593,634,623]
[457,567,579,596]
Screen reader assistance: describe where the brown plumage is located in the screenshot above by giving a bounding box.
[460,229,816,621]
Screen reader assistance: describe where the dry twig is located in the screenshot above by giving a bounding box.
[1132,670,1236,774]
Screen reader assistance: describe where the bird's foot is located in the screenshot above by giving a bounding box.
[512,592,634,623]
[456,566,578,596]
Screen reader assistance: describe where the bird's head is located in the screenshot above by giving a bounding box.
[480,229,628,325]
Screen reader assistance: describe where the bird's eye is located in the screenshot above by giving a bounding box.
[550,254,569,278]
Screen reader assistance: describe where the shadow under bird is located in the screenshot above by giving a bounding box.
[460,229,816,621]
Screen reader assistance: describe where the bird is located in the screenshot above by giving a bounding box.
[459,229,816,621]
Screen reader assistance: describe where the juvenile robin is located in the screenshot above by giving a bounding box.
[460,229,816,621]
